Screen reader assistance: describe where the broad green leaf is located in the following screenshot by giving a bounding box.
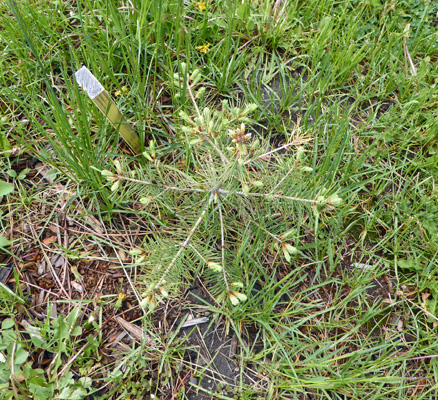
[17,168,30,180]
[71,326,82,336]
[0,236,11,248]
[1,319,14,330]
[6,170,17,178]
[398,258,422,272]
[0,181,13,196]
[0,133,11,157]
[283,246,291,263]
[13,345,28,365]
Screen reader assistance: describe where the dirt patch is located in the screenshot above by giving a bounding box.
[178,285,254,399]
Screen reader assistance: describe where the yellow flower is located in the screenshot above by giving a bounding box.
[115,293,127,310]
[194,1,206,12]
[118,293,128,302]
[115,86,129,97]
[196,43,210,53]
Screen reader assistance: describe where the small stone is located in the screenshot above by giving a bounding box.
[189,377,198,385]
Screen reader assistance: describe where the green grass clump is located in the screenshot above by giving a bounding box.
[1,0,438,398]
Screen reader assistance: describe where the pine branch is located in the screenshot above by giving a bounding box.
[155,183,221,289]
[102,173,319,205]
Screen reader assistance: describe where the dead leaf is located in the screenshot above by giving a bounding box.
[115,316,144,341]
[181,317,209,328]
[118,249,127,261]
[110,331,127,347]
[422,292,430,308]
[48,225,58,233]
[51,254,65,269]
[397,319,404,331]
[37,260,47,275]
[42,236,57,246]
[71,281,83,293]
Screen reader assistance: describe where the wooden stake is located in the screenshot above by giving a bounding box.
[75,66,142,154]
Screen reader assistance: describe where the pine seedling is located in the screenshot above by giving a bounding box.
[96,66,344,312]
